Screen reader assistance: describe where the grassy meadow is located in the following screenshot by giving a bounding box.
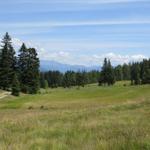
[0,81,150,150]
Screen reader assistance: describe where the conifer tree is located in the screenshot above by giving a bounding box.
[99,58,115,86]
[142,69,150,84]
[18,45,40,94]
[62,71,75,88]
[40,72,46,88]
[18,43,28,92]
[114,65,123,81]
[131,62,141,85]
[0,32,16,90]
[122,63,131,80]
[107,60,115,85]
[12,73,20,96]
[26,48,40,94]
[141,59,150,84]
[76,71,83,87]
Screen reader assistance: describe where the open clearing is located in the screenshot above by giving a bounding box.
[0,82,150,150]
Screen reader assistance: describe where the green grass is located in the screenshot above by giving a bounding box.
[0,81,150,150]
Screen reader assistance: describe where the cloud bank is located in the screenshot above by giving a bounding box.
[10,38,147,66]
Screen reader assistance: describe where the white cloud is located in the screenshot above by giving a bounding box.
[38,51,147,66]
[3,38,148,66]
[91,53,147,65]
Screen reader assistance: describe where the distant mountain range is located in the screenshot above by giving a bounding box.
[40,60,100,72]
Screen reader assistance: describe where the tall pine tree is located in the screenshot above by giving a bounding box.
[107,60,115,85]
[141,59,150,84]
[18,43,29,92]
[131,62,140,85]
[18,45,40,94]
[0,32,16,90]
[26,48,40,94]
[99,58,115,86]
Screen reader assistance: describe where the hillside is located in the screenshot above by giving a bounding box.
[0,82,150,150]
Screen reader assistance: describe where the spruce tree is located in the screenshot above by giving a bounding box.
[107,60,115,85]
[131,63,141,85]
[18,43,29,93]
[12,73,20,96]
[40,72,46,88]
[62,71,72,88]
[122,63,131,80]
[141,59,150,84]
[18,45,40,94]
[142,69,150,84]
[99,58,115,86]
[76,71,83,87]
[114,65,123,81]
[26,48,40,94]
[0,32,16,90]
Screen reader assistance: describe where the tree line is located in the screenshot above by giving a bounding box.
[99,58,150,86]
[0,33,150,96]
[0,33,40,96]
[40,70,99,89]
[40,58,150,89]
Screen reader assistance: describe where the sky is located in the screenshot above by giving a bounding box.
[0,0,150,66]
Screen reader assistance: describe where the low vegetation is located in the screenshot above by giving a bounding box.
[0,81,149,150]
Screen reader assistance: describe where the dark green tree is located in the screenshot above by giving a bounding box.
[99,58,108,85]
[122,63,131,80]
[142,69,150,84]
[82,71,88,87]
[107,60,115,85]
[141,59,150,84]
[27,48,40,94]
[18,46,40,94]
[99,58,115,86]
[45,71,63,88]
[62,71,76,88]
[40,72,46,88]
[18,43,29,93]
[76,71,83,87]
[11,73,20,96]
[131,62,141,85]
[0,32,17,90]
[114,65,123,81]
[87,70,99,84]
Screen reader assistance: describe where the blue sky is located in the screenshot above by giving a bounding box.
[0,0,150,66]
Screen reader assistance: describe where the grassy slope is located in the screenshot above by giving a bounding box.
[0,81,150,150]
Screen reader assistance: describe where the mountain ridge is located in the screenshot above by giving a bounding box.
[40,60,100,72]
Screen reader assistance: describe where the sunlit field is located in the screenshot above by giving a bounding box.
[0,81,150,150]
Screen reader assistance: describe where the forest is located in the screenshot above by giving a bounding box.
[0,33,150,96]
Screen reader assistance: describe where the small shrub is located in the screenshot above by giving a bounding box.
[123,84,127,87]
[28,106,33,110]
[40,105,44,109]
